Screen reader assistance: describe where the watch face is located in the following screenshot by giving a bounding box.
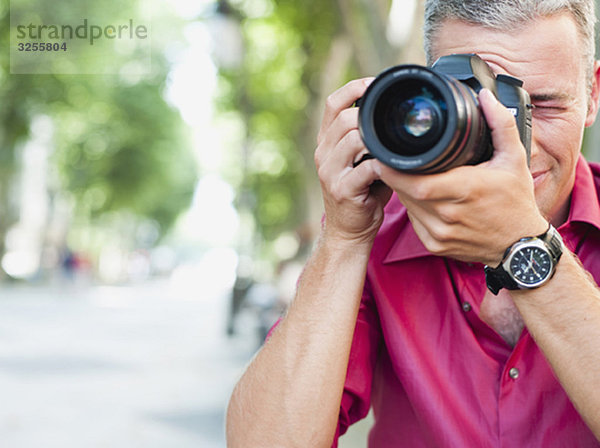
[509,246,552,286]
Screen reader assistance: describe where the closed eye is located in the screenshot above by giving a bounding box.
[530,101,569,117]
[529,92,573,111]
[533,104,567,110]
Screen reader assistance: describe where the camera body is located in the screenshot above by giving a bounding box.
[357,54,532,173]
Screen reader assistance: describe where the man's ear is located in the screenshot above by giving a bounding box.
[585,60,600,127]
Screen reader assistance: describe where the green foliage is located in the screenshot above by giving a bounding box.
[0,0,197,272]
[51,78,196,233]
[216,0,344,246]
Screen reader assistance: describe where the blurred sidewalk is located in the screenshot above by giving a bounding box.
[0,278,371,447]
[0,279,257,448]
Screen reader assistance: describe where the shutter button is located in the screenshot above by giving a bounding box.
[509,367,520,380]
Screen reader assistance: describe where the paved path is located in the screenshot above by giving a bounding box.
[0,278,371,447]
[0,280,257,448]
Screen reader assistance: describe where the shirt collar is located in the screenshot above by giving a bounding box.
[383,155,600,265]
[382,203,432,264]
[564,155,600,230]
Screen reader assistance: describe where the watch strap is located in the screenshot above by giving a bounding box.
[484,263,519,295]
[539,225,564,262]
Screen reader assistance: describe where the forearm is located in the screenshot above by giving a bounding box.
[512,251,600,439]
[226,236,372,447]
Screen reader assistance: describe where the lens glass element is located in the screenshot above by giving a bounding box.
[401,96,437,137]
[373,83,446,156]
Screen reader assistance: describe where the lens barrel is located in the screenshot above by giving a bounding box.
[358,65,491,173]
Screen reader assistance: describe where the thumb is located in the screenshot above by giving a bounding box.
[479,88,528,168]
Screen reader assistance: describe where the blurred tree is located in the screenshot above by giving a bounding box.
[50,78,196,235]
[0,0,197,277]
[213,0,422,263]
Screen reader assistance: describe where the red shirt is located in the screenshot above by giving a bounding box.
[334,156,600,447]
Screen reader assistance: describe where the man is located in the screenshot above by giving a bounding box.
[227,1,600,446]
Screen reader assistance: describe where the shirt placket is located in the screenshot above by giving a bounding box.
[497,333,532,446]
[448,260,513,363]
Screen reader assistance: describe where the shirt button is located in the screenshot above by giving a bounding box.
[509,367,520,380]
[462,302,472,312]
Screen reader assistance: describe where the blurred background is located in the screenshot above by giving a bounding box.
[2,0,600,446]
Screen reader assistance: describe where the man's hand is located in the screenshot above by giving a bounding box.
[379,89,548,266]
[315,78,392,247]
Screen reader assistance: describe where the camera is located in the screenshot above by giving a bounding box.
[357,54,532,173]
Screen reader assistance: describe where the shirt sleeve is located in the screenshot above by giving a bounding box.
[331,275,382,447]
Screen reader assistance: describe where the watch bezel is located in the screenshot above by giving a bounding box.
[502,238,554,289]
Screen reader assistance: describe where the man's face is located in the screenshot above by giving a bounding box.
[432,14,600,225]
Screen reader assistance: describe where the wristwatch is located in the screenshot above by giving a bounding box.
[484,225,564,295]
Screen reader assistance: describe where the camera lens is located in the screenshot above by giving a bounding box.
[358,64,491,173]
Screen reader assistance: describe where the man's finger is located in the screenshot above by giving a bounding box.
[478,88,526,166]
[315,108,360,167]
[379,163,479,202]
[318,78,374,145]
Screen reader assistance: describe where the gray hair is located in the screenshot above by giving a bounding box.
[424,0,597,77]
